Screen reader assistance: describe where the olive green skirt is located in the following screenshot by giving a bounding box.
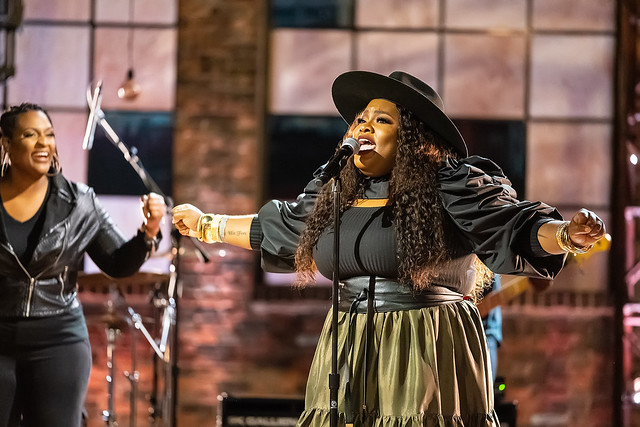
[296,300,499,427]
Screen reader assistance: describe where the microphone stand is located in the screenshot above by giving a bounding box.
[168,228,182,427]
[84,88,210,426]
[314,146,357,427]
[329,175,341,427]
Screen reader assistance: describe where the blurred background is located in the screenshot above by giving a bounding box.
[0,0,634,426]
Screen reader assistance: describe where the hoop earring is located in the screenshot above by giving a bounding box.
[47,152,61,176]
[0,148,8,178]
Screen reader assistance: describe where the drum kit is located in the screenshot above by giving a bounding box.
[80,266,178,427]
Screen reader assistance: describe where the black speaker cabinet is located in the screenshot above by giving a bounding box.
[217,393,305,427]
[495,400,518,427]
[218,393,516,426]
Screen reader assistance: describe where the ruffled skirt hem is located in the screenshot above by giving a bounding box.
[297,407,500,427]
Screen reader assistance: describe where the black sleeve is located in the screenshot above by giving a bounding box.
[438,155,566,279]
[250,178,323,272]
[86,193,161,277]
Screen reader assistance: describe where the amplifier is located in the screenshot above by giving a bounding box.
[217,393,305,427]
[218,393,515,426]
[496,400,518,427]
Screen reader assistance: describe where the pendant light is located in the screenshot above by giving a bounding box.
[117,0,140,100]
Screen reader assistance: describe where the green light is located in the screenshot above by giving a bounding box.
[498,384,506,392]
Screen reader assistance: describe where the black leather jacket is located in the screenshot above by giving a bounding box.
[0,173,160,317]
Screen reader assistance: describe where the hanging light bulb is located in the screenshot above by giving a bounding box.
[117,68,141,100]
[117,0,140,100]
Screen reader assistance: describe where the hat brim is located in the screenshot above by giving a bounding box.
[332,71,468,157]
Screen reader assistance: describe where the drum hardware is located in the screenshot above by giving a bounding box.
[128,306,164,360]
[82,274,175,427]
[82,83,211,426]
[82,275,169,427]
[78,271,170,295]
[123,318,139,427]
[102,325,120,427]
[101,292,129,427]
[146,270,178,426]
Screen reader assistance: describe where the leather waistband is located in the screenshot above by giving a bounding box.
[338,276,464,313]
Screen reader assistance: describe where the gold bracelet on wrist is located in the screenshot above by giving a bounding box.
[556,221,593,254]
[218,215,228,242]
[197,214,223,243]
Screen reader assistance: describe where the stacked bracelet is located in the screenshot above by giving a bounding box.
[556,221,592,254]
[219,215,228,241]
[139,223,161,252]
[196,214,228,243]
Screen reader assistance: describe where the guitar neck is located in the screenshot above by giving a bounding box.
[475,234,611,317]
[477,276,530,317]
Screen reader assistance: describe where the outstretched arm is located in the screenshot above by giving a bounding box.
[171,203,255,250]
[537,208,606,255]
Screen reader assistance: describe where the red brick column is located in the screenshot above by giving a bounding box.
[173,1,324,424]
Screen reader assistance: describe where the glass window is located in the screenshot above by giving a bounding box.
[270,0,354,29]
[88,111,173,197]
[266,115,347,201]
[455,119,526,197]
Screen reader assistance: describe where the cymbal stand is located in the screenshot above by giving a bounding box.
[158,272,177,360]
[102,325,120,426]
[148,285,164,424]
[128,307,164,359]
[151,249,179,426]
[127,301,171,426]
[124,322,140,427]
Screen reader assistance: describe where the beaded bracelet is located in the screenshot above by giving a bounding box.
[555,221,593,254]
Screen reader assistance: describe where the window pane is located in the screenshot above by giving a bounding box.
[266,115,347,200]
[454,119,526,198]
[88,111,173,196]
[270,0,353,29]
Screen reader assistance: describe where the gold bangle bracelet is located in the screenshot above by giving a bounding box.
[196,214,206,240]
[197,214,212,242]
[198,214,223,243]
[556,221,592,254]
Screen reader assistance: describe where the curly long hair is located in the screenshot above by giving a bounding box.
[294,106,492,298]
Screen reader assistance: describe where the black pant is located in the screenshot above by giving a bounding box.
[0,339,92,427]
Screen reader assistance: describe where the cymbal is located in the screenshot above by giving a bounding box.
[85,312,155,329]
[85,312,131,330]
[78,271,170,292]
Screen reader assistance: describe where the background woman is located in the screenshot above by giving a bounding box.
[0,103,166,427]
[172,71,605,426]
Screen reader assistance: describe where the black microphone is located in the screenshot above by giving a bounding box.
[82,80,103,150]
[313,137,360,185]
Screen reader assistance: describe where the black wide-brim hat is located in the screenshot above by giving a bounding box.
[332,70,468,157]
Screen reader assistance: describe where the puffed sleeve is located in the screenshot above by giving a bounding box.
[438,155,565,278]
[251,178,323,272]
